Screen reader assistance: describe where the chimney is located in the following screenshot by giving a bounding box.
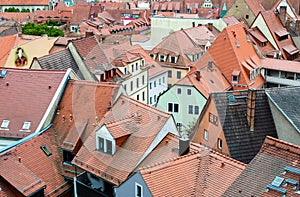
[179,132,190,156]
[208,23,213,31]
[295,20,300,36]
[279,6,287,26]
[247,89,256,132]
[286,18,291,32]
[195,71,201,81]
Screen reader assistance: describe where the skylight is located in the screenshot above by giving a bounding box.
[0,120,9,129]
[41,145,52,156]
[22,121,31,130]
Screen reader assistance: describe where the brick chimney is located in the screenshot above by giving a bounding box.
[279,6,287,26]
[247,89,256,132]
[179,132,190,156]
[295,20,300,36]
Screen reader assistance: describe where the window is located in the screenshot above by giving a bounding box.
[98,137,104,152]
[136,63,138,71]
[141,59,144,66]
[217,138,222,149]
[132,64,134,73]
[204,130,208,140]
[153,81,156,87]
[188,105,193,114]
[159,55,165,62]
[131,81,133,91]
[1,120,9,129]
[168,70,172,78]
[136,78,139,88]
[41,145,52,156]
[187,89,191,95]
[168,103,179,113]
[170,56,176,63]
[232,75,238,82]
[135,183,143,197]
[194,106,199,115]
[177,88,181,94]
[124,67,127,75]
[154,95,157,102]
[137,94,140,101]
[163,76,165,83]
[142,75,145,85]
[245,14,249,19]
[124,84,127,91]
[106,139,112,154]
[22,122,31,130]
[142,91,145,101]
[177,71,181,79]
[159,78,161,85]
[150,97,152,105]
[209,113,218,126]
[150,82,152,89]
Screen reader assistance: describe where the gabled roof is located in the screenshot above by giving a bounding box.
[192,89,278,163]
[244,0,265,16]
[70,36,115,75]
[0,35,17,67]
[0,12,34,23]
[52,80,122,152]
[183,25,216,46]
[206,22,264,89]
[140,143,246,197]
[266,86,300,133]
[178,53,231,98]
[223,136,300,196]
[72,95,177,185]
[0,0,48,5]
[0,68,67,138]
[0,127,71,197]
[34,48,84,79]
[261,57,300,73]
[70,5,92,25]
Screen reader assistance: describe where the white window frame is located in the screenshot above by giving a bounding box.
[21,121,31,131]
[1,120,9,129]
[188,105,193,114]
[217,138,222,149]
[204,130,208,141]
[187,89,192,95]
[135,182,143,197]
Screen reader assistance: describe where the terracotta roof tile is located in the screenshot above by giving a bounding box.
[224,136,300,196]
[0,35,17,67]
[0,68,67,138]
[0,12,34,23]
[0,0,48,6]
[0,127,72,196]
[73,95,178,185]
[70,5,91,24]
[261,57,300,73]
[206,22,264,89]
[140,144,245,197]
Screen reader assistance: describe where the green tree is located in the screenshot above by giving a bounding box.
[6,7,20,12]
[22,22,64,37]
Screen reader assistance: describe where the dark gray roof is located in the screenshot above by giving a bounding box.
[266,86,300,133]
[37,49,84,80]
[212,89,277,163]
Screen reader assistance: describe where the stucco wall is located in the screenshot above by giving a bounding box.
[225,0,256,26]
[149,71,168,106]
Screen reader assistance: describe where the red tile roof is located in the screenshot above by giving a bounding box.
[0,0,48,5]
[0,35,17,67]
[70,5,92,25]
[0,127,72,196]
[0,12,34,23]
[73,95,177,185]
[0,68,67,138]
[140,143,246,197]
[206,22,265,90]
[52,80,122,152]
[244,0,265,16]
[224,136,300,196]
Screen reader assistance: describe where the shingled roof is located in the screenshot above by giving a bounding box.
[202,89,277,163]
[266,86,300,133]
[223,136,300,196]
[34,49,84,80]
[140,143,246,197]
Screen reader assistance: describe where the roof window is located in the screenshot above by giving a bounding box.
[40,145,52,156]
[0,120,9,129]
[22,121,31,130]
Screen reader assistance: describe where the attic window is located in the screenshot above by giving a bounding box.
[0,120,9,129]
[41,145,52,156]
[159,54,166,62]
[232,70,240,83]
[97,137,114,155]
[217,138,222,149]
[135,183,143,197]
[170,56,177,63]
[21,121,31,130]
[275,29,289,41]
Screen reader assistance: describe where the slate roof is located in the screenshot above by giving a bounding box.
[266,86,300,133]
[0,127,72,197]
[223,136,300,196]
[35,49,84,79]
[140,143,246,197]
[0,68,67,138]
[206,89,277,163]
[72,95,178,185]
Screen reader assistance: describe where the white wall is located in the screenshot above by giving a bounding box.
[149,72,168,106]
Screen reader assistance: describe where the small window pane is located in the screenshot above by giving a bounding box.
[168,103,173,112]
[177,88,181,94]
[174,103,179,113]
[168,70,172,78]
[218,138,222,149]
[1,120,9,129]
[188,105,193,114]
[106,139,112,154]
[194,106,199,115]
[22,122,31,130]
[187,89,191,95]
[204,130,208,140]
[177,71,181,79]
[98,137,104,152]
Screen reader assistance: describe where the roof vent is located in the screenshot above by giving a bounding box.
[0,70,7,78]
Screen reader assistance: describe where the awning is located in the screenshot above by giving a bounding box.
[275,29,289,37]
[283,44,300,55]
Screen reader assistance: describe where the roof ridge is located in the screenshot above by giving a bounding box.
[70,80,120,87]
[140,150,200,174]
[209,149,247,168]
[263,136,300,154]
[119,95,171,118]
[105,114,137,128]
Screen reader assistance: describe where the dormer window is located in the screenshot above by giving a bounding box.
[232,70,240,84]
[170,56,177,63]
[150,54,156,60]
[97,137,114,155]
[21,121,31,131]
[0,120,9,129]
[159,54,166,62]
[275,29,289,41]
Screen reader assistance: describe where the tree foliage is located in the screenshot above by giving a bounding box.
[5,7,30,12]
[22,22,64,37]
